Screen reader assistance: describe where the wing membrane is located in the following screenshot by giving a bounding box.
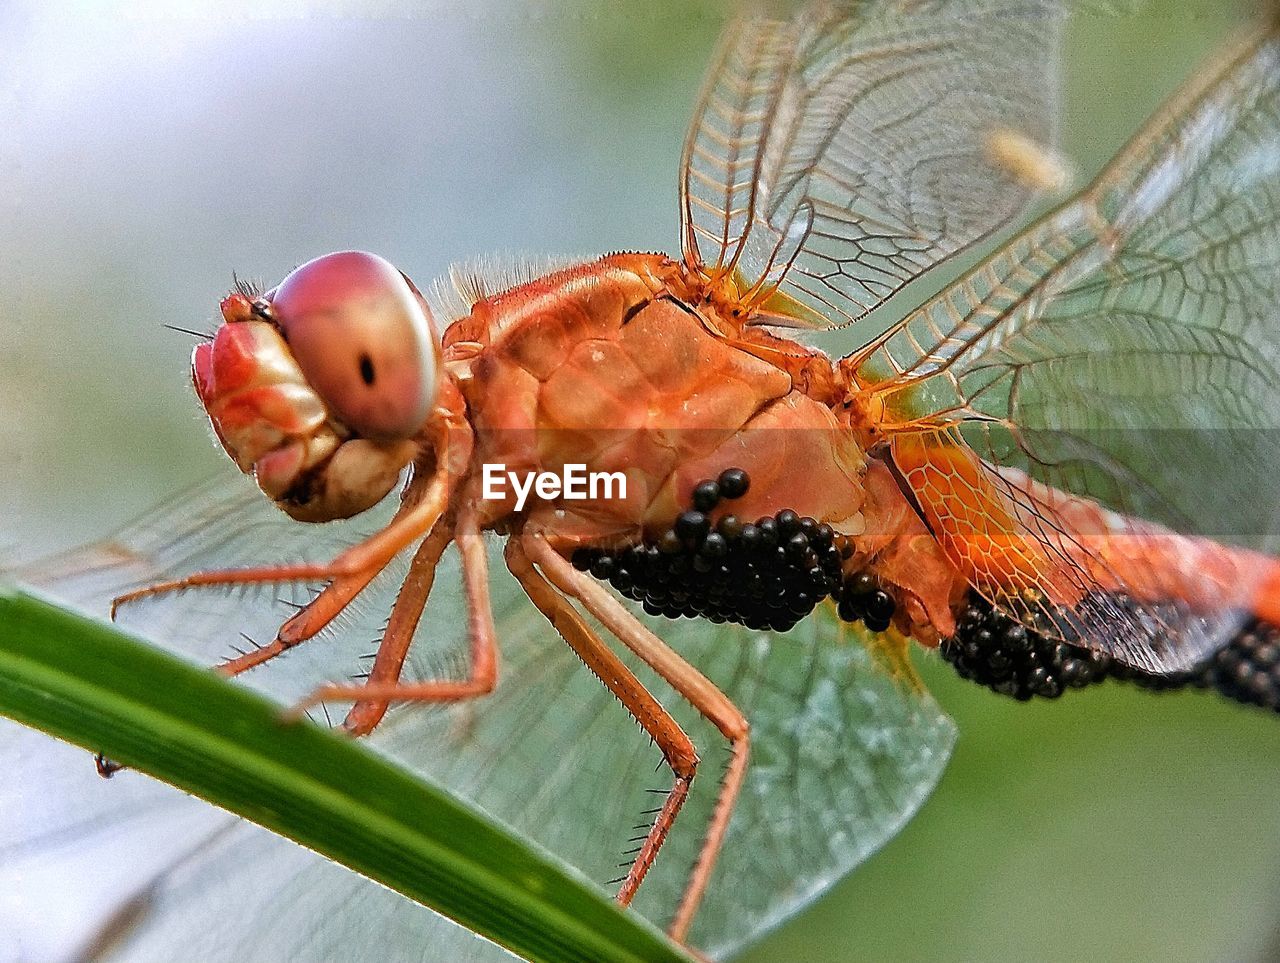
[680,0,1062,328]
[5,476,954,959]
[858,27,1280,671]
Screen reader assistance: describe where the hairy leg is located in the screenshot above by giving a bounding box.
[525,532,749,941]
[110,471,450,620]
[290,502,496,728]
[216,567,383,678]
[506,535,699,905]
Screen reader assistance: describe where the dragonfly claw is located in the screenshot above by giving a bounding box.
[94,751,126,778]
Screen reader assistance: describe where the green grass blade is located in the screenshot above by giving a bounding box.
[0,584,691,963]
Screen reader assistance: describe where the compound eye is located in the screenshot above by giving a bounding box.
[269,251,439,440]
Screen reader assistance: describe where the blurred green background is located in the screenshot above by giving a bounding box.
[3,0,1279,960]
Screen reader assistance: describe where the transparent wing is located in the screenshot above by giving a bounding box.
[4,475,955,961]
[679,0,1062,328]
[856,27,1280,672]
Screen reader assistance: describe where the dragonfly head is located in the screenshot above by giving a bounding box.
[192,251,442,522]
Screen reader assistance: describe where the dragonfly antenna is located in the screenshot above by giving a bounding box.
[162,323,214,341]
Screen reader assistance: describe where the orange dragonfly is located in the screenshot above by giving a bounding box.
[10,1,1280,959]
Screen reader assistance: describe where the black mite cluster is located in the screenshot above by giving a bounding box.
[942,590,1280,712]
[572,467,897,634]
[1199,623,1280,709]
[1111,619,1280,712]
[941,593,1111,700]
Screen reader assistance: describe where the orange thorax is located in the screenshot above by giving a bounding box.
[441,254,854,532]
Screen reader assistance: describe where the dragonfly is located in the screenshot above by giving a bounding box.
[8,0,1280,959]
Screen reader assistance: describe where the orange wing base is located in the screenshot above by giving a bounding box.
[889,430,1057,601]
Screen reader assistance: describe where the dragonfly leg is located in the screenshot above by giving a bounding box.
[506,536,699,907]
[341,521,456,735]
[289,502,495,735]
[216,567,384,677]
[525,532,750,942]
[109,471,451,620]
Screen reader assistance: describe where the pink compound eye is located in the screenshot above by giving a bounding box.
[268,251,439,441]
